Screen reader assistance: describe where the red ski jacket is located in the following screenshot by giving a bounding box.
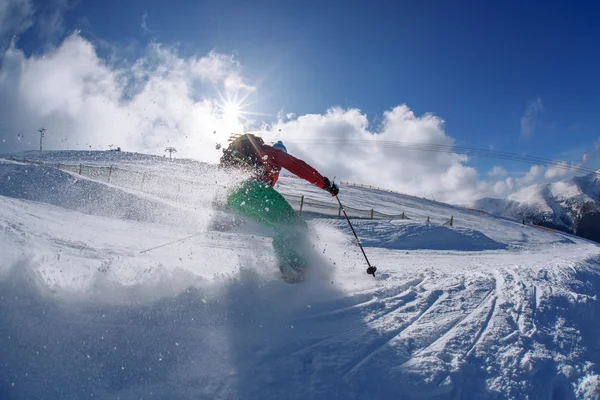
[256,144,327,188]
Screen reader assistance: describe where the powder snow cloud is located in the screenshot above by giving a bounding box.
[0,0,34,51]
[0,32,255,162]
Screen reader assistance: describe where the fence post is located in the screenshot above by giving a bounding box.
[108,165,113,182]
[370,209,374,219]
[299,195,304,216]
[427,216,430,223]
[450,215,454,226]
[79,164,82,175]
[401,211,405,220]
[57,162,60,169]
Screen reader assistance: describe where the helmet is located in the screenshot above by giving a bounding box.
[272,140,287,153]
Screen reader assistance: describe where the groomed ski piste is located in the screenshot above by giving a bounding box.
[2,151,600,399]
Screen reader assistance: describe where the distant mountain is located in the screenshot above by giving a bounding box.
[473,170,600,243]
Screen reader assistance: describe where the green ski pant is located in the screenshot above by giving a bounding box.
[227,180,309,269]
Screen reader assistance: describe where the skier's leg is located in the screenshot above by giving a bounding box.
[262,192,310,281]
[227,180,309,281]
[271,225,310,282]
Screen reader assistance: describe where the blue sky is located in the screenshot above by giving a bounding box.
[59,0,598,150]
[1,0,600,202]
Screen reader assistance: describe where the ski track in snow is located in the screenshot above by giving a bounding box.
[1,153,600,399]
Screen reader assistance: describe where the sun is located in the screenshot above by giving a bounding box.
[213,91,271,140]
[216,99,244,134]
[221,101,241,123]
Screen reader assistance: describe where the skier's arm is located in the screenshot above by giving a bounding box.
[260,146,327,188]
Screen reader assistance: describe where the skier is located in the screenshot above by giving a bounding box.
[220,133,339,282]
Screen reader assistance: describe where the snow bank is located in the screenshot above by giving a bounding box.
[331,220,507,251]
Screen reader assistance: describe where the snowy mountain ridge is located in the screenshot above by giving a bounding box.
[2,151,600,399]
[474,170,600,243]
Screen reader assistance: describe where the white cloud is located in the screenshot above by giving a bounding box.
[0,31,565,205]
[488,166,507,177]
[517,165,544,186]
[520,97,544,138]
[141,11,153,34]
[0,33,255,162]
[0,0,34,50]
[276,111,296,121]
[260,105,501,204]
[492,177,514,196]
[224,75,256,92]
[583,153,590,163]
[189,50,256,91]
[544,161,575,179]
[506,177,514,190]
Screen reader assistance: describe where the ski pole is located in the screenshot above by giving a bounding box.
[139,231,203,254]
[335,195,377,277]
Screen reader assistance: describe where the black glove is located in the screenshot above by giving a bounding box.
[322,177,339,196]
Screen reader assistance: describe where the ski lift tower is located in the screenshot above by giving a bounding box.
[38,128,46,152]
[165,147,177,158]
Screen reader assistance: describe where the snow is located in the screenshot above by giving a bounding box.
[508,183,552,211]
[474,171,600,237]
[321,219,508,251]
[2,151,600,399]
[550,180,584,200]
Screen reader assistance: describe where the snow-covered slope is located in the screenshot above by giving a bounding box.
[473,171,600,243]
[2,152,600,399]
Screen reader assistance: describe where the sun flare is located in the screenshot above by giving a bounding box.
[221,101,241,123]
[213,92,272,143]
[216,99,245,135]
